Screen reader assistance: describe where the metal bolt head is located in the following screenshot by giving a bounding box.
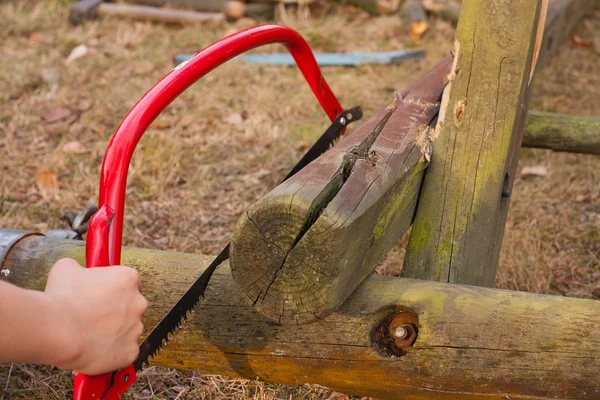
[339,117,346,125]
[394,326,408,339]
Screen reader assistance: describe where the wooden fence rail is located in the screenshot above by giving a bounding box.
[2,235,599,400]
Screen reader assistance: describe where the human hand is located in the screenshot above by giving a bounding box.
[43,258,148,375]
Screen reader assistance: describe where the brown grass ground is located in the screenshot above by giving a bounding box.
[1,1,598,399]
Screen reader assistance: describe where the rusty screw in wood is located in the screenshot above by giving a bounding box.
[388,313,418,349]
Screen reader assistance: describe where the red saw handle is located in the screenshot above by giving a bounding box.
[75,24,344,400]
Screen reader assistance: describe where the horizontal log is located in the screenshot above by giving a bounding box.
[230,58,452,325]
[523,111,600,155]
[422,0,460,24]
[97,3,225,24]
[122,0,275,19]
[326,0,395,16]
[2,234,600,400]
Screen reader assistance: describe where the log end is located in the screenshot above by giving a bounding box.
[230,193,338,325]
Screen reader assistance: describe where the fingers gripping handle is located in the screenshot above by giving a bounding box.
[76,24,344,400]
[74,205,136,399]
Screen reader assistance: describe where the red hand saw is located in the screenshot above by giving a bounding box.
[74,24,362,400]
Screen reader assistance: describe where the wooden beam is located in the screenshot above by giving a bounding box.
[523,111,600,155]
[120,0,274,19]
[402,0,546,286]
[326,0,397,16]
[230,58,451,325]
[2,235,600,400]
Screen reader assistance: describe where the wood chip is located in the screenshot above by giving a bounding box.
[150,120,172,130]
[62,141,86,153]
[521,165,548,177]
[35,169,59,200]
[409,21,429,42]
[223,112,244,125]
[43,107,71,123]
[65,44,89,64]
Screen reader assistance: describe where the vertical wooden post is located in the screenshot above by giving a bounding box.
[402,0,546,286]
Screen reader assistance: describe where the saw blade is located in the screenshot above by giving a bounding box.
[133,106,363,371]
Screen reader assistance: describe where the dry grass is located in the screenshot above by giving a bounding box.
[0,1,598,398]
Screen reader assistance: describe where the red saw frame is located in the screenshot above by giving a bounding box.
[75,24,345,400]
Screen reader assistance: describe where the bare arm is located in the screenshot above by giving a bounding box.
[0,258,148,375]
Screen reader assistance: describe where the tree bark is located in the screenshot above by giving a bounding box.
[2,235,599,400]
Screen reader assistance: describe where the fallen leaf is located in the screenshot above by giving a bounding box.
[35,170,59,200]
[150,120,171,130]
[62,141,86,153]
[43,107,71,123]
[65,44,89,64]
[521,165,548,177]
[40,68,60,86]
[76,99,91,111]
[241,169,270,185]
[409,21,429,42]
[569,35,593,49]
[178,114,195,129]
[223,112,244,125]
[575,194,590,203]
[29,32,41,42]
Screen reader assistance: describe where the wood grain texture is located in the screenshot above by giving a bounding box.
[230,58,452,325]
[2,236,600,400]
[402,0,546,286]
[523,111,600,155]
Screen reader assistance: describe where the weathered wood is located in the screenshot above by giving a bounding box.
[422,0,460,25]
[523,111,600,155]
[230,58,452,325]
[122,0,275,19]
[98,2,225,24]
[123,0,234,13]
[537,0,597,68]
[2,236,600,400]
[402,0,546,286]
[327,0,398,16]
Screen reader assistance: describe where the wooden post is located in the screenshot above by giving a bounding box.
[2,236,600,400]
[230,58,452,325]
[402,0,547,286]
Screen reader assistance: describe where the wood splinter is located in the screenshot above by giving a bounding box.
[230,57,452,325]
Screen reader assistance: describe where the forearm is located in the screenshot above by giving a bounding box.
[0,281,75,367]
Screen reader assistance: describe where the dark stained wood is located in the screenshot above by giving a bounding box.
[230,58,452,325]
